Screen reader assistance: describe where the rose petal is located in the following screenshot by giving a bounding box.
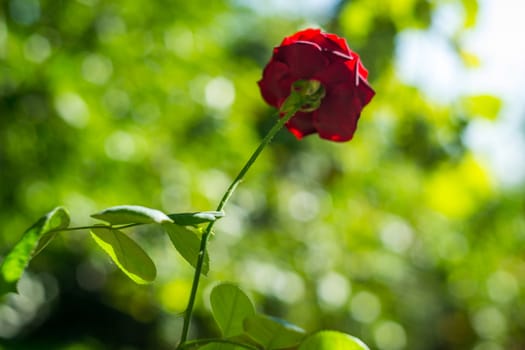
[258,60,292,108]
[283,29,351,57]
[286,111,317,139]
[341,58,372,87]
[274,42,329,79]
[281,28,322,46]
[356,77,375,106]
[324,32,352,55]
[314,60,355,87]
[356,57,369,80]
[314,84,363,142]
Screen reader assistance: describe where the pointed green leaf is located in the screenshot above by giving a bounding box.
[32,231,59,258]
[244,314,306,349]
[1,207,69,296]
[90,227,156,284]
[210,283,255,338]
[91,205,173,225]
[163,223,209,275]
[299,331,370,350]
[168,211,225,226]
[33,207,70,257]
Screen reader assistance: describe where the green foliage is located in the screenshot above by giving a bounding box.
[164,223,210,275]
[299,331,370,350]
[243,314,306,349]
[169,211,225,226]
[199,343,246,350]
[210,283,255,338]
[0,207,69,296]
[33,208,70,256]
[203,284,364,349]
[88,206,219,280]
[90,227,156,284]
[1,204,219,294]
[91,205,173,225]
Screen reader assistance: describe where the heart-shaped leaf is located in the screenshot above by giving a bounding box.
[299,330,370,350]
[90,227,156,284]
[91,205,173,225]
[163,223,209,275]
[1,207,69,296]
[244,314,305,349]
[210,283,255,338]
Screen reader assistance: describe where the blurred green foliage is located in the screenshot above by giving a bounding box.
[1,0,524,349]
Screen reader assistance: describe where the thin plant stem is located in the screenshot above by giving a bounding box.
[46,222,143,234]
[177,107,299,347]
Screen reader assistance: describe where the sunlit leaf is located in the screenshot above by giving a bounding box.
[90,227,156,284]
[91,205,173,225]
[210,283,255,338]
[163,223,209,275]
[32,207,70,257]
[299,331,370,350]
[244,314,306,349]
[0,207,69,296]
[32,231,59,258]
[168,211,225,226]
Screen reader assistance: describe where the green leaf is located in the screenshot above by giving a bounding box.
[90,227,156,284]
[32,231,59,258]
[244,314,306,349]
[168,211,224,226]
[0,207,69,296]
[33,207,70,257]
[199,343,244,350]
[91,205,173,225]
[299,331,370,350]
[210,283,256,338]
[163,223,209,275]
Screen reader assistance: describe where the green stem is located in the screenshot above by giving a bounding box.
[177,107,299,347]
[46,222,142,234]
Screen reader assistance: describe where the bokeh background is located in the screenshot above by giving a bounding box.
[1,0,524,349]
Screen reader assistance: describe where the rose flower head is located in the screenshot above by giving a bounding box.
[258,28,375,142]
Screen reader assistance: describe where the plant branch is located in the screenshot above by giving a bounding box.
[177,108,299,348]
[46,222,143,234]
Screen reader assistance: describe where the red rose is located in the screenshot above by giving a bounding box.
[258,28,375,142]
